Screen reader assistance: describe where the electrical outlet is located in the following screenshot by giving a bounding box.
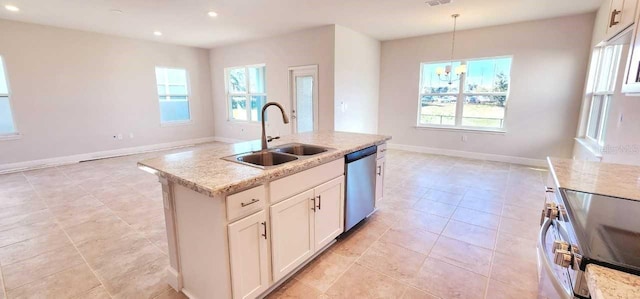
[117,134,123,140]
[461,135,468,142]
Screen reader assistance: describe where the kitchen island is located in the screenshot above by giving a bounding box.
[138,131,390,299]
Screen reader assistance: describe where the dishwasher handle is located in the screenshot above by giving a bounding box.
[345,146,377,163]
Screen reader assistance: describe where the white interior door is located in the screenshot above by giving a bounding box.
[289,65,318,133]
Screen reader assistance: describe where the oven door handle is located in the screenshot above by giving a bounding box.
[538,218,574,299]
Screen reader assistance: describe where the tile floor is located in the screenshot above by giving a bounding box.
[0,145,547,299]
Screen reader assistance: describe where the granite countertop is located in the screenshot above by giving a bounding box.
[138,131,391,197]
[586,264,640,299]
[547,157,640,201]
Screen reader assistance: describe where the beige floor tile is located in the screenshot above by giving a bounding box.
[401,287,438,299]
[502,203,541,224]
[495,232,537,260]
[78,232,165,283]
[2,244,85,290]
[413,199,457,218]
[442,220,497,250]
[408,257,487,299]
[73,286,112,299]
[0,218,61,248]
[451,206,500,230]
[267,278,324,299]
[108,256,170,299]
[498,217,540,241]
[0,200,47,220]
[379,226,439,255]
[0,210,54,232]
[486,278,538,299]
[458,195,503,215]
[153,288,188,299]
[65,214,133,246]
[331,228,379,259]
[0,230,71,266]
[490,251,539,292]
[0,267,5,299]
[49,200,115,228]
[357,241,426,281]
[6,263,101,299]
[296,250,353,292]
[421,189,463,205]
[429,236,493,276]
[325,263,407,298]
[395,210,449,234]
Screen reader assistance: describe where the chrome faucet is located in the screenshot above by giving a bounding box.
[261,102,289,151]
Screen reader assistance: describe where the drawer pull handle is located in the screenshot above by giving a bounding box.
[377,165,382,176]
[311,197,316,211]
[241,198,260,207]
[610,9,621,27]
[261,221,267,239]
[316,195,321,210]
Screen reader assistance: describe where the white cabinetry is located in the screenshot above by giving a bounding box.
[605,0,638,40]
[228,210,269,299]
[270,189,315,282]
[270,175,345,282]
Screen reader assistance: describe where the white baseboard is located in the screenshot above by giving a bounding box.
[0,136,218,174]
[387,143,547,168]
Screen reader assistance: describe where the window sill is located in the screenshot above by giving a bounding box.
[227,119,262,126]
[161,120,192,127]
[574,138,603,158]
[414,125,507,134]
[0,133,22,141]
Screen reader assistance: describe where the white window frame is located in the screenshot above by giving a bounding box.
[155,66,191,125]
[417,56,513,133]
[584,44,622,146]
[0,55,19,139]
[224,64,267,122]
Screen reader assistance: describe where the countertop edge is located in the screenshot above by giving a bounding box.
[586,264,640,299]
[138,136,391,198]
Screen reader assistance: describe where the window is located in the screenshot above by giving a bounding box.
[0,56,17,136]
[225,65,267,122]
[155,67,191,123]
[584,44,622,145]
[418,57,512,130]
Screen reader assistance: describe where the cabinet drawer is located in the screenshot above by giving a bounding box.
[271,158,344,204]
[377,143,387,159]
[226,185,266,222]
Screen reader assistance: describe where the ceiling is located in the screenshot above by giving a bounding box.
[0,0,603,48]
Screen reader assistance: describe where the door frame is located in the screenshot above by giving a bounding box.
[288,65,319,133]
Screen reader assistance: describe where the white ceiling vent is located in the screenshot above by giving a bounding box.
[427,0,453,7]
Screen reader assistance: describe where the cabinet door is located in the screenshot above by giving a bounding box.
[623,0,640,93]
[270,189,315,281]
[375,158,386,204]
[620,0,638,30]
[228,210,269,299]
[313,176,345,250]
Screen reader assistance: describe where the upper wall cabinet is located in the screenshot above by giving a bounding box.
[606,0,638,40]
[622,0,640,93]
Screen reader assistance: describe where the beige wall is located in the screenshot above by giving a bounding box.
[0,19,214,165]
[334,25,380,134]
[209,26,335,141]
[379,13,595,161]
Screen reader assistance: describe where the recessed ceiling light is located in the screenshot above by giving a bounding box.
[208,11,218,17]
[5,5,19,12]
[153,31,163,36]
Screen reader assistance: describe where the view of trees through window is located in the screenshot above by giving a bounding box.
[419,57,512,129]
[155,67,191,123]
[226,65,266,121]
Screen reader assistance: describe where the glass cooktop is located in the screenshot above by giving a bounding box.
[560,189,640,273]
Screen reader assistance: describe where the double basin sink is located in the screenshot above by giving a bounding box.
[222,143,333,169]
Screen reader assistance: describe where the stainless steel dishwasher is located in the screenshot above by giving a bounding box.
[344,145,377,232]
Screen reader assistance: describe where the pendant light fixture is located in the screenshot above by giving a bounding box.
[436,14,467,85]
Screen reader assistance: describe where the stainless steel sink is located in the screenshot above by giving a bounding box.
[222,143,334,169]
[230,151,298,168]
[273,143,329,156]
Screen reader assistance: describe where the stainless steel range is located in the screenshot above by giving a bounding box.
[538,186,640,299]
